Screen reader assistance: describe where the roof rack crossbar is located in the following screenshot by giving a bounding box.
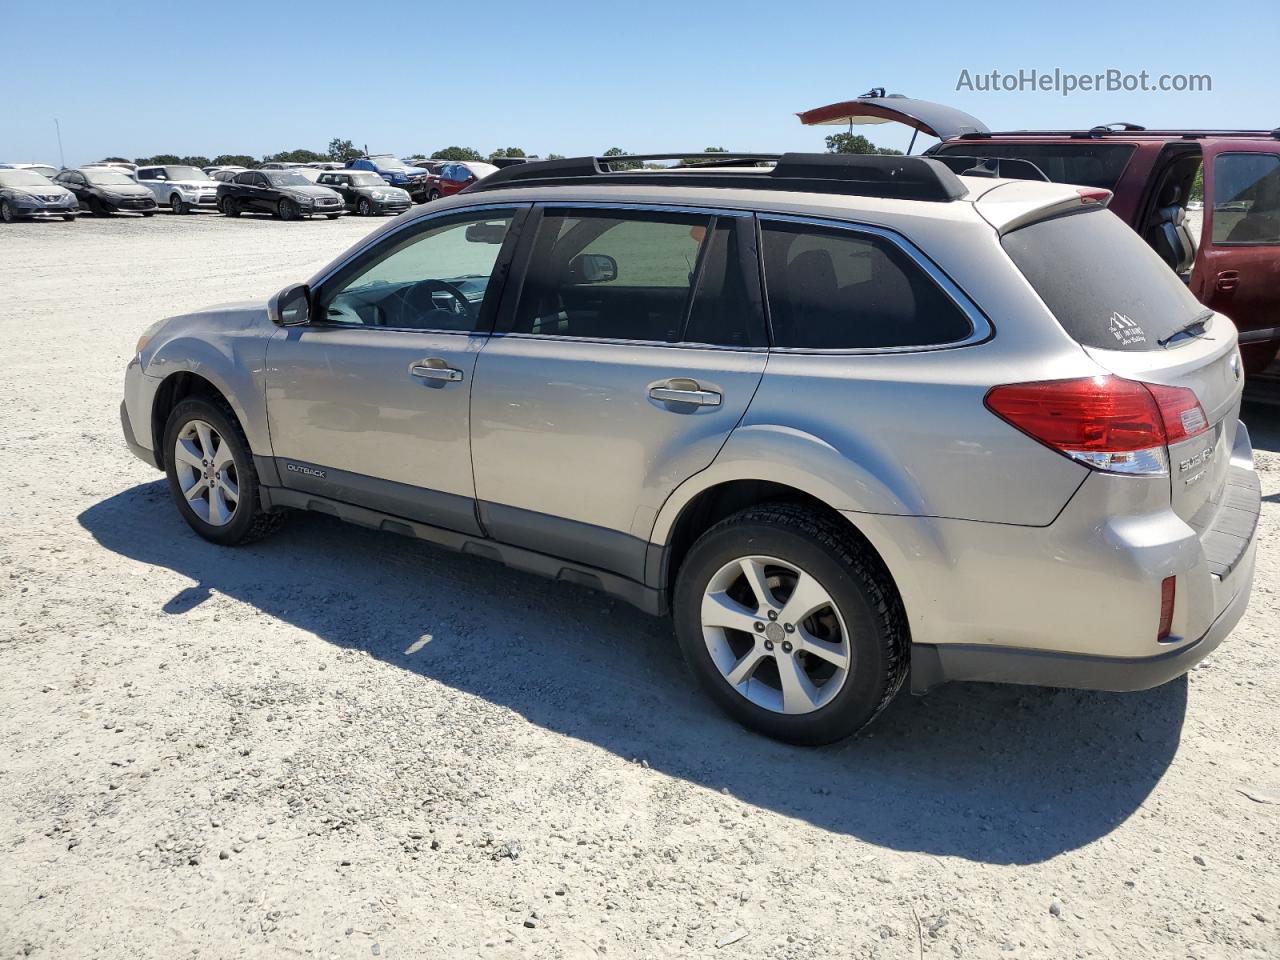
[466,152,969,202]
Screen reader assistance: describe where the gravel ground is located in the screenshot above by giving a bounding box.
[1,211,1278,960]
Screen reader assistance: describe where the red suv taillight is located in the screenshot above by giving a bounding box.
[984,375,1208,476]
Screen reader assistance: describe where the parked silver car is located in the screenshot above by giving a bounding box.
[136,164,220,214]
[120,152,1261,743]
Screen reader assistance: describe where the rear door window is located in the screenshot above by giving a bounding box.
[934,142,1136,189]
[1003,209,1204,350]
[760,220,973,349]
[1211,153,1280,245]
[509,209,764,346]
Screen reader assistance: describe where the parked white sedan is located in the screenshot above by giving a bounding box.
[136,165,220,214]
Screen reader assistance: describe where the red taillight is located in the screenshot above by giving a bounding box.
[1146,382,1210,443]
[984,375,1208,475]
[1076,187,1112,206]
[1157,576,1176,641]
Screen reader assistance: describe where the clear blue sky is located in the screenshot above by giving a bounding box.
[7,0,1278,165]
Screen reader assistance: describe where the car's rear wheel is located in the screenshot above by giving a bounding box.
[672,503,908,745]
[162,397,284,546]
[1,201,17,224]
[357,198,373,217]
[278,199,298,221]
[170,193,189,215]
[220,197,240,217]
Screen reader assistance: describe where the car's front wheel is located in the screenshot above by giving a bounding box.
[162,397,284,546]
[220,197,240,217]
[278,199,298,221]
[89,197,112,217]
[170,193,189,215]
[357,198,373,217]
[0,201,18,224]
[427,189,440,202]
[672,504,908,745]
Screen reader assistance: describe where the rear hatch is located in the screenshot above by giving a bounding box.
[999,205,1244,527]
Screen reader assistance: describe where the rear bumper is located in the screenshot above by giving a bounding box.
[911,534,1255,691]
[852,420,1261,695]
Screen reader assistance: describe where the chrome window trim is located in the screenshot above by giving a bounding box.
[532,200,752,218]
[756,212,994,355]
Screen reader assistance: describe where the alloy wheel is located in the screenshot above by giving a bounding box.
[700,556,852,715]
[172,419,239,526]
[1,201,14,223]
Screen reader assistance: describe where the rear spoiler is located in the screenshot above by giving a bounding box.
[972,179,1114,234]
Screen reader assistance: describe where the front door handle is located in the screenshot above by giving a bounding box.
[410,358,464,382]
[649,379,722,407]
[1216,270,1240,293]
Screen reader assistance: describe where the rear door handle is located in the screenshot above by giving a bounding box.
[649,379,722,407]
[410,358,464,382]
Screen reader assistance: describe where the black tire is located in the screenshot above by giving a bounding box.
[325,213,340,220]
[220,197,240,218]
[672,503,908,745]
[427,189,440,201]
[278,199,298,221]
[61,214,76,222]
[162,396,284,546]
[0,201,17,224]
[90,197,112,217]
[357,198,373,217]
[170,193,189,215]
[141,211,155,217]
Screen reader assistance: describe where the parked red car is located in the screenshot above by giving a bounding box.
[799,94,1280,374]
[436,161,500,198]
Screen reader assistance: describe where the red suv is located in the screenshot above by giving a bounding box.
[799,94,1280,374]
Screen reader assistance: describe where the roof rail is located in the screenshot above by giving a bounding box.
[465,152,969,202]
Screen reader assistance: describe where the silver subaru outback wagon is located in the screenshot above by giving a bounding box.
[121,153,1261,744]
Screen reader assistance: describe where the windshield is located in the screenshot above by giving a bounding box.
[0,170,56,188]
[267,172,313,187]
[350,173,387,187]
[84,169,135,185]
[465,163,499,178]
[1003,209,1203,351]
[164,166,210,181]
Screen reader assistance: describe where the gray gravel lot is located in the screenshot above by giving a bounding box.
[1,211,1278,960]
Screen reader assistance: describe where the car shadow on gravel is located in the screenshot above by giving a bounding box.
[80,481,1189,866]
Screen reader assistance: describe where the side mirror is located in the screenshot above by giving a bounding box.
[270,283,311,326]
[566,253,618,284]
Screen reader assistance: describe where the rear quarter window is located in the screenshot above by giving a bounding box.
[1002,209,1204,351]
[760,221,973,350]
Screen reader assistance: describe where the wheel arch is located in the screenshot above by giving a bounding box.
[150,372,236,469]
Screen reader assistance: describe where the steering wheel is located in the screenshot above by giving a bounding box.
[399,278,476,325]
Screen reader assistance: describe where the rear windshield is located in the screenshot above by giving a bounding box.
[936,142,1136,189]
[1003,209,1204,351]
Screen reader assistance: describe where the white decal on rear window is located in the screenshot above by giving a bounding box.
[1108,312,1146,346]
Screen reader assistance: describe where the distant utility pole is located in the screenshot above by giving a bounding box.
[54,118,65,168]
